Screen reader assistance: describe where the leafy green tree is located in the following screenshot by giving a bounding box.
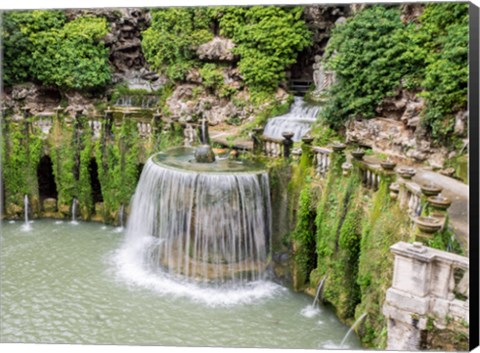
[218,6,311,94]
[1,10,66,85]
[418,3,468,142]
[321,6,408,128]
[141,8,214,81]
[30,16,111,90]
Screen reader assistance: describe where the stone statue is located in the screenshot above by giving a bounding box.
[311,55,336,100]
[183,123,196,147]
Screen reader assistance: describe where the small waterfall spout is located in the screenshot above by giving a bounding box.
[22,194,32,231]
[312,277,326,307]
[340,313,367,348]
[114,204,125,232]
[263,97,321,142]
[71,198,78,224]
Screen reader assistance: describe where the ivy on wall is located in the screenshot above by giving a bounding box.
[95,118,140,222]
[1,121,43,211]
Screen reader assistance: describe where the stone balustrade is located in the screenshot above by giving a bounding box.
[261,136,284,157]
[399,181,424,217]
[383,241,469,350]
[312,146,331,177]
[357,162,382,190]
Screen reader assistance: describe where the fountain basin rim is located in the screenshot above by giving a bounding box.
[150,147,267,175]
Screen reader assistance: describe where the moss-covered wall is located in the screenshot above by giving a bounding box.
[1,114,182,224]
[286,149,415,348]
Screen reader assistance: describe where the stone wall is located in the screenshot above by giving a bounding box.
[383,241,469,350]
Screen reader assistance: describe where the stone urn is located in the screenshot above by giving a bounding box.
[331,142,346,152]
[380,160,397,171]
[427,195,452,211]
[397,167,416,180]
[342,162,352,176]
[302,135,314,145]
[420,183,443,197]
[414,216,442,234]
[351,149,365,160]
[389,183,400,200]
[194,145,216,163]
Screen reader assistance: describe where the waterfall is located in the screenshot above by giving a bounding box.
[115,95,159,108]
[119,204,125,228]
[71,198,78,225]
[21,195,31,231]
[123,158,272,285]
[340,313,367,348]
[312,277,326,307]
[263,97,321,142]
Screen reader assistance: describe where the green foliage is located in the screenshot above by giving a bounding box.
[1,121,43,207]
[217,6,311,93]
[199,63,225,90]
[355,180,409,347]
[141,8,214,81]
[313,165,362,320]
[2,10,66,85]
[49,118,76,207]
[418,4,468,143]
[30,16,111,90]
[2,11,111,90]
[322,3,468,145]
[321,6,408,128]
[95,119,140,221]
[291,183,317,285]
[77,120,94,219]
[142,6,311,94]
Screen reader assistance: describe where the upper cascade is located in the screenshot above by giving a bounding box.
[263,97,321,142]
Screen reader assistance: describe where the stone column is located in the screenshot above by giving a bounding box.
[300,135,314,167]
[22,107,31,136]
[104,108,114,138]
[282,131,294,159]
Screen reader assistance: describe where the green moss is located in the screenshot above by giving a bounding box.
[2,120,43,212]
[291,183,317,286]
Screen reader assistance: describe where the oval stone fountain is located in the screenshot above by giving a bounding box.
[120,145,272,293]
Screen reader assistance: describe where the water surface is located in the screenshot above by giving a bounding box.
[1,220,361,349]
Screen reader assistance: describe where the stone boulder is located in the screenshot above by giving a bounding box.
[346,117,448,167]
[196,37,236,62]
[4,83,61,115]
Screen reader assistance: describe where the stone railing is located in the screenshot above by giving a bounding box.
[399,181,424,217]
[312,146,331,177]
[357,162,382,190]
[261,136,284,157]
[383,241,469,350]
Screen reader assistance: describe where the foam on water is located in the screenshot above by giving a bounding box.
[112,153,280,306]
[300,305,321,318]
[112,233,283,306]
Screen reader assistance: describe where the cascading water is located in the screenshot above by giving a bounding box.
[114,147,281,305]
[263,97,321,142]
[71,198,78,225]
[21,195,31,231]
[340,313,367,348]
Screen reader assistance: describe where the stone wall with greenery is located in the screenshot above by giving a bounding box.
[1,116,180,224]
[321,3,468,147]
[287,152,416,348]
